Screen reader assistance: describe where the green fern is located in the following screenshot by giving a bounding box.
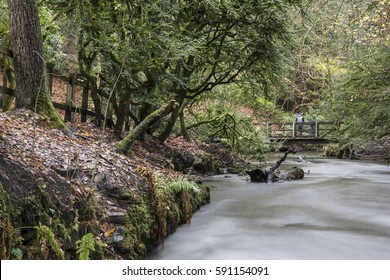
[35,224,65,260]
[164,178,201,194]
[75,233,95,260]
[11,248,23,260]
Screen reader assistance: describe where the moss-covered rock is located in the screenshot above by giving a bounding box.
[285,166,305,180]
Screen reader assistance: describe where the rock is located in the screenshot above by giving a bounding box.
[285,166,305,180]
[192,152,223,174]
[108,226,128,254]
[106,210,126,225]
[171,150,195,171]
[227,166,243,174]
[297,156,307,163]
[52,166,80,179]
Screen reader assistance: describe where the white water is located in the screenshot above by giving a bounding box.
[149,156,390,259]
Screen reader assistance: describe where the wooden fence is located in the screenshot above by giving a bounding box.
[0,45,96,123]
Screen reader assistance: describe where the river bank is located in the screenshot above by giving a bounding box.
[0,109,241,260]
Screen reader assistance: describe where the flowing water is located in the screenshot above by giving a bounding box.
[149,155,390,259]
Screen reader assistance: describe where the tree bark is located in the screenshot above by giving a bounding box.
[179,111,190,141]
[158,96,186,142]
[158,105,181,142]
[8,0,43,108]
[8,0,70,134]
[116,100,178,154]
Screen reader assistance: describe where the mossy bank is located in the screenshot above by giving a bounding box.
[0,153,210,260]
[0,110,215,260]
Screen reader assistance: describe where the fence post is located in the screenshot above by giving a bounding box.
[267,122,271,138]
[0,72,7,107]
[46,63,54,96]
[81,79,89,122]
[65,73,77,122]
[315,122,319,138]
[293,122,296,138]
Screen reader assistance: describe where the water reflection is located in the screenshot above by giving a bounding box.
[149,157,390,259]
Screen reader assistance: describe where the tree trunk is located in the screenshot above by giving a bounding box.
[158,96,186,142]
[8,0,70,134]
[246,149,296,183]
[114,98,130,138]
[116,100,178,154]
[180,111,190,141]
[8,0,43,108]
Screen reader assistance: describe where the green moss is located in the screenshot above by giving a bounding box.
[21,180,56,227]
[0,183,16,220]
[227,166,244,174]
[36,88,72,135]
[0,183,22,259]
[286,166,305,180]
[123,194,154,259]
[193,152,224,173]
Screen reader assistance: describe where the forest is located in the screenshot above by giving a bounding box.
[0,0,389,260]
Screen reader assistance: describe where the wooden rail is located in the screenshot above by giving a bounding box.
[0,45,97,123]
[267,121,341,144]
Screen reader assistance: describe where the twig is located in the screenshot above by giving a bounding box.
[90,57,126,185]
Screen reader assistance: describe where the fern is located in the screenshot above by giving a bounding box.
[35,224,65,260]
[164,178,201,194]
[11,248,23,260]
[75,233,95,260]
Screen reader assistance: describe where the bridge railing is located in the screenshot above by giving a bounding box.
[267,121,340,140]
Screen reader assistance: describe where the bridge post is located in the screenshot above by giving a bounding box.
[315,122,319,138]
[293,122,296,138]
[267,122,271,138]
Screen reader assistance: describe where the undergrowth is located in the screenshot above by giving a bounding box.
[123,167,209,259]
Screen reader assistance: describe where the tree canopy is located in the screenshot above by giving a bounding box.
[1,0,389,150]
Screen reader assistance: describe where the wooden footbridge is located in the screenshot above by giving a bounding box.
[267,121,341,144]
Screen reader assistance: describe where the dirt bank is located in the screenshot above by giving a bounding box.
[0,109,240,259]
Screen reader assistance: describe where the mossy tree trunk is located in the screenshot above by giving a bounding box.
[116,100,178,154]
[246,149,297,183]
[8,0,70,134]
[179,111,190,142]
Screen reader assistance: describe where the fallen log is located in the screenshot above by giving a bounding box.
[246,149,303,183]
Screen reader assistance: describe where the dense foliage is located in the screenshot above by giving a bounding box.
[1,0,389,150]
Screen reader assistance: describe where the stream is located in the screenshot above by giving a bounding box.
[149,155,390,259]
